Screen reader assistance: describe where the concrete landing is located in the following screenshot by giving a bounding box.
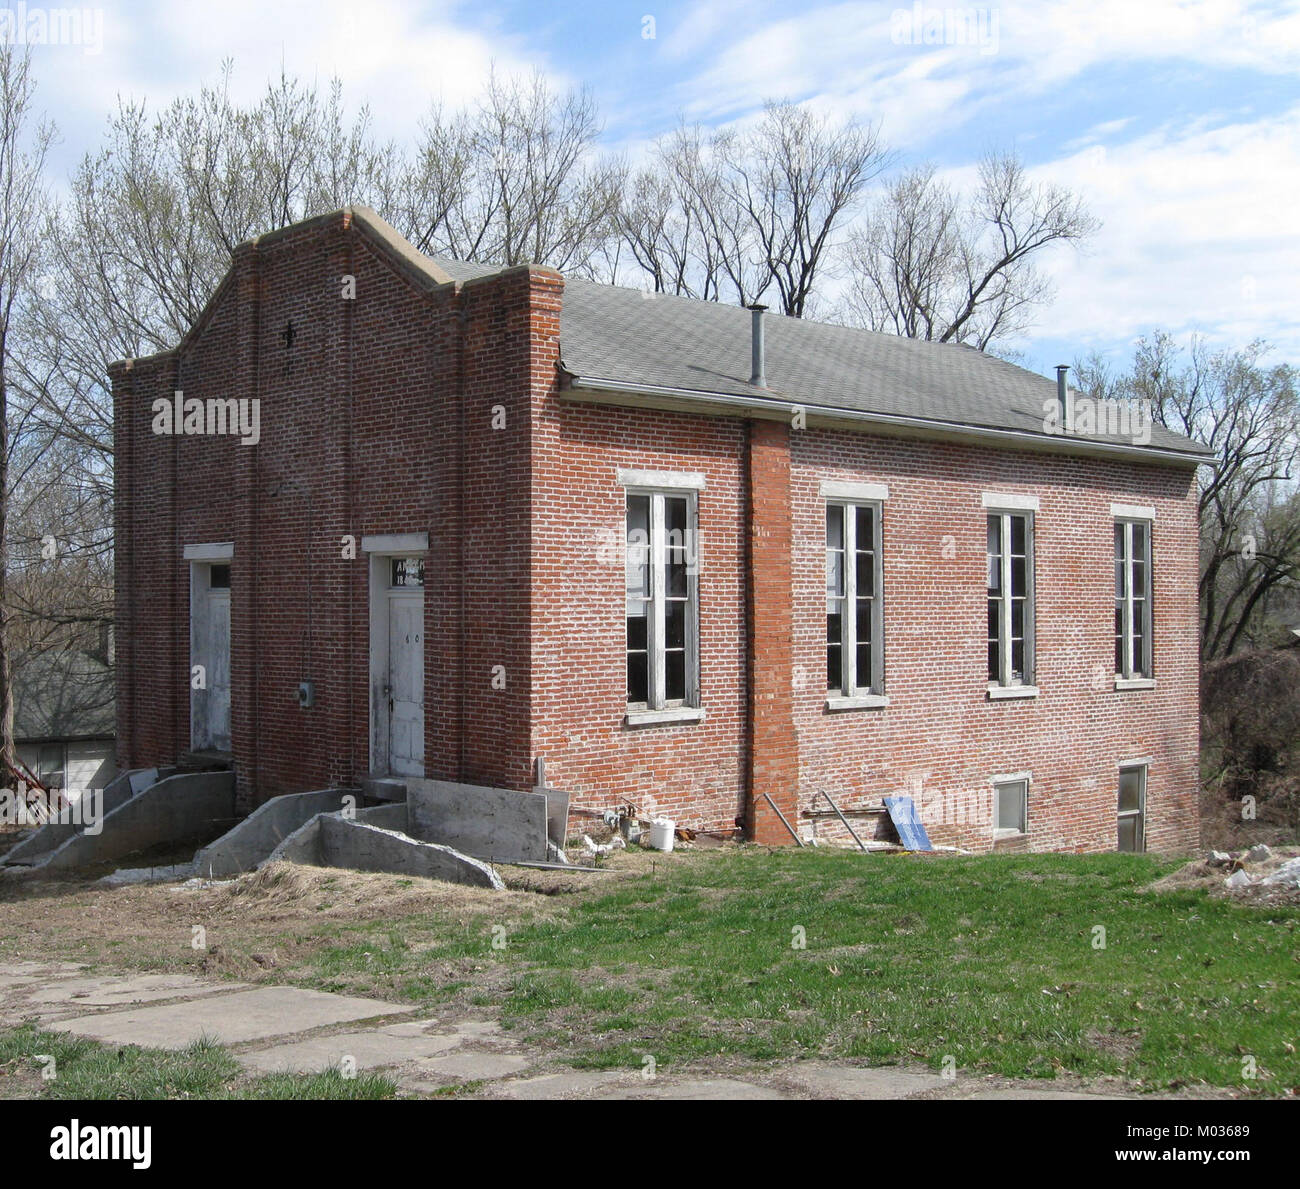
[49,985,409,1049]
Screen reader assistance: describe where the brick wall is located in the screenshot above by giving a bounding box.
[112,213,546,811]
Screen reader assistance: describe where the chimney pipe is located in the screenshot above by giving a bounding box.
[749,304,768,388]
[1056,364,1070,430]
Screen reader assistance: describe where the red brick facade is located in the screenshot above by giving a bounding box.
[112,210,1201,853]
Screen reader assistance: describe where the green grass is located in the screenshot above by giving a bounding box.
[308,848,1300,1092]
[0,1025,397,1100]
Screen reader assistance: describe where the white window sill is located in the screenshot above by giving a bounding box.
[624,707,705,727]
[1114,677,1156,691]
[993,828,1028,841]
[825,693,890,711]
[987,684,1039,701]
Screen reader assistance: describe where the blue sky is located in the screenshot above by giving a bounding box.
[17,0,1300,380]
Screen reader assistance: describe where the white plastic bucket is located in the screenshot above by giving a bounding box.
[648,817,675,852]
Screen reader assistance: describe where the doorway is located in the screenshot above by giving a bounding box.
[370,552,425,777]
[190,561,231,752]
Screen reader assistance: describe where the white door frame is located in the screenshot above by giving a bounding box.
[364,533,429,776]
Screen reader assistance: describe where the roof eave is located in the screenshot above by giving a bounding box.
[562,375,1215,470]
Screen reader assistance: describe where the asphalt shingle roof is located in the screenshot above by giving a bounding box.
[354,208,1211,462]
[13,651,115,742]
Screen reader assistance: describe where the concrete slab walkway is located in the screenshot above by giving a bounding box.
[0,961,1140,1099]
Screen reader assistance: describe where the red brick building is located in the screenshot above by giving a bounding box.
[111,207,1212,854]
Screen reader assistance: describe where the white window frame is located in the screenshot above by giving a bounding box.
[1117,762,1148,853]
[623,484,702,726]
[824,497,886,708]
[1114,517,1154,684]
[991,772,1030,837]
[985,504,1036,694]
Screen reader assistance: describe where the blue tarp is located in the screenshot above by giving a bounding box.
[883,795,934,852]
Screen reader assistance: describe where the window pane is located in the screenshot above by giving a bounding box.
[627,649,648,704]
[1133,522,1148,565]
[665,600,685,649]
[1118,815,1138,852]
[995,781,1026,832]
[626,496,650,606]
[210,564,231,589]
[855,549,873,594]
[856,642,871,689]
[826,549,844,603]
[987,597,1000,681]
[827,644,842,691]
[1010,557,1027,598]
[1118,767,1145,812]
[666,497,689,596]
[855,505,874,553]
[665,651,686,701]
[826,505,844,550]
[855,600,873,646]
[626,613,647,652]
[986,516,1002,589]
[1010,514,1026,555]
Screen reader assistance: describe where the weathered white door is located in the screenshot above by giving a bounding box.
[386,590,424,777]
[191,564,231,752]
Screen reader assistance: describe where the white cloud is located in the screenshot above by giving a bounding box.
[1031,105,1300,357]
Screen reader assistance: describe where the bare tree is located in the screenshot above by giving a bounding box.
[402,69,622,275]
[616,104,885,314]
[721,101,887,317]
[846,151,1099,350]
[0,45,53,773]
[1074,334,1300,661]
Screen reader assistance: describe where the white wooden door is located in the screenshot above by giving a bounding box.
[387,590,424,776]
[191,565,231,752]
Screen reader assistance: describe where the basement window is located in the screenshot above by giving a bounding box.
[826,501,884,702]
[1118,764,1147,852]
[1114,519,1153,681]
[987,509,1035,691]
[992,776,1028,836]
[625,489,700,721]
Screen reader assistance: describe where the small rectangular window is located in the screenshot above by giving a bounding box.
[1118,765,1146,852]
[209,564,231,590]
[1114,520,1152,679]
[826,501,883,695]
[987,511,1033,686]
[390,557,425,588]
[993,778,1028,834]
[626,490,698,711]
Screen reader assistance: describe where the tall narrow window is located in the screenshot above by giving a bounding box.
[626,491,698,711]
[987,511,1033,686]
[1115,520,1152,679]
[826,502,883,695]
[1118,764,1147,852]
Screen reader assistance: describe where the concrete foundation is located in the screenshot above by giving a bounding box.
[407,778,548,864]
[0,768,158,866]
[11,771,236,873]
[193,788,359,877]
[266,811,504,889]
